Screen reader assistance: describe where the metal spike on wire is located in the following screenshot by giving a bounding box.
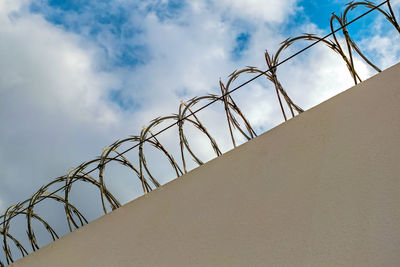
[0,1,398,265]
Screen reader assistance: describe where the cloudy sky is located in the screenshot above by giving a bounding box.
[0,0,400,257]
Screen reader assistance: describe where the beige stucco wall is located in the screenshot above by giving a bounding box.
[11,63,400,266]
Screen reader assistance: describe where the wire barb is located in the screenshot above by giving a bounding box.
[0,0,397,264]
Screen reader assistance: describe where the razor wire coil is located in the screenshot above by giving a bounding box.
[1,0,399,265]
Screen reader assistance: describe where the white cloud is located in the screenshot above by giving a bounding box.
[0,0,29,12]
[0,0,124,210]
[358,8,400,70]
[362,35,400,68]
[1,0,398,208]
[1,1,400,261]
[0,0,307,222]
[211,0,298,23]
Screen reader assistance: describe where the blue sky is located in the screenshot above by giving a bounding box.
[0,0,399,263]
[22,0,398,112]
[27,0,368,69]
[25,0,394,75]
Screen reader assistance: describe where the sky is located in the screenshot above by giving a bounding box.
[1,0,400,261]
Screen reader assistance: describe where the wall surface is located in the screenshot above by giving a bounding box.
[11,63,400,266]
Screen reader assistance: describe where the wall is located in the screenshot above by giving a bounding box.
[11,63,400,266]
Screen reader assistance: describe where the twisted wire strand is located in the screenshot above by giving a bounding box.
[1,1,398,265]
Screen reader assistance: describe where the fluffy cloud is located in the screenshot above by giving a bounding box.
[207,0,298,23]
[1,0,399,211]
[0,1,399,262]
[0,0,124,210]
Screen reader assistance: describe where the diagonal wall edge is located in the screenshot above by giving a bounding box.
[11,62,400,266]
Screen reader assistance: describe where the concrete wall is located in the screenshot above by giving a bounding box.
[12,63,400,266]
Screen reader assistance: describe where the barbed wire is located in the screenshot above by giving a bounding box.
[1,0,399,265]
